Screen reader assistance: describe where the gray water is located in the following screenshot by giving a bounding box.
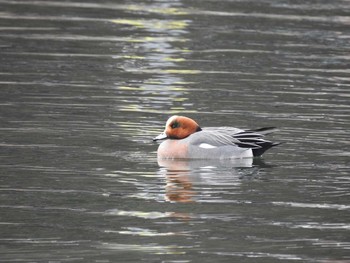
[1,0,350,262]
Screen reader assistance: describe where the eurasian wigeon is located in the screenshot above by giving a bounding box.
[153,115,280,159]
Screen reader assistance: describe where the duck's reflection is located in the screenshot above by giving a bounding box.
[158,158,259,203]
[161,161,195,203]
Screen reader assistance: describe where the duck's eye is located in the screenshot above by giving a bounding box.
[170,121,180,129]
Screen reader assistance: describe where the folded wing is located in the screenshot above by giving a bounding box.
[193,127,280,156]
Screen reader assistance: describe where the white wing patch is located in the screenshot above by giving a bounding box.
[199,143,217,149]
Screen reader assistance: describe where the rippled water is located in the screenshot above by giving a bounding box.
[1,0,350,262]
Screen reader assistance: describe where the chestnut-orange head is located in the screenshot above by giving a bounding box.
[153,116,202,141]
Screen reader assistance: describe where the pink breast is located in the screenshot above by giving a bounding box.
[157,140,188,159]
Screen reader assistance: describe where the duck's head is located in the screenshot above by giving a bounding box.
[153,115,202,141]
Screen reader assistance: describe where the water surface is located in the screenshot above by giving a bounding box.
[0,0,349,262]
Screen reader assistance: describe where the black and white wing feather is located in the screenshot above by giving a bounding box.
[192,127,279,156]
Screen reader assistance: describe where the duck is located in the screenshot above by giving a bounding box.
[153,115,279,159]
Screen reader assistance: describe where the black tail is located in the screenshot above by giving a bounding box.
[252,141,281,157]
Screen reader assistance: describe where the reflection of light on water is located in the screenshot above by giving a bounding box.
[98,242,187,255]
[111,1,194,115]
[270,221,350,230]
[205,251,303,261]
[105,227,190,237]
[164,69,200,74]
[272,201,350,211]
[104,208,172,219]
[125,5,188,16]
[115,79,195,114]
[103,208,193,222]
[111,19,189,31]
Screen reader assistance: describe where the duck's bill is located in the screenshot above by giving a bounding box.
[153,132,168,141]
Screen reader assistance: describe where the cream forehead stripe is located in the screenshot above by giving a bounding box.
[166,115,178,127]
